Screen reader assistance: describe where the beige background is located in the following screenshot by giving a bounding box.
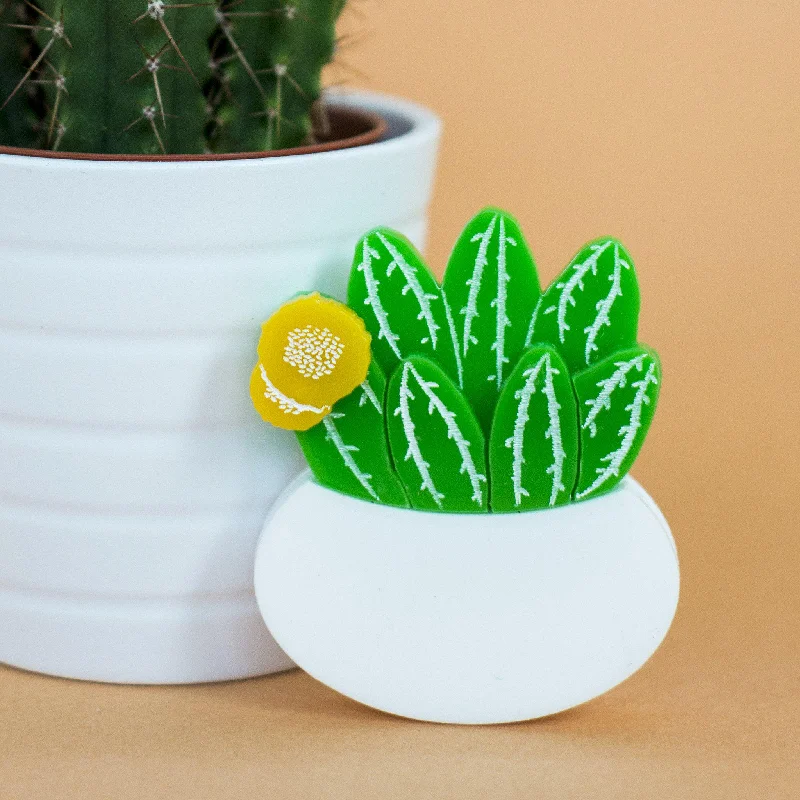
[2,0,799,796]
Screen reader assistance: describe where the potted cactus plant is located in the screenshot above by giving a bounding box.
[251,208,679,724]
[0,1,441,683]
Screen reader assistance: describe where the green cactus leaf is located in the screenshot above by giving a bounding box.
[296,360,409,508]
[2,0,343,154]
[386,356,488,513]
[530,238,640,375]
[442,208,541,434]
[489,345,578,512]
[573,346,661,501]
[347,228,459,382]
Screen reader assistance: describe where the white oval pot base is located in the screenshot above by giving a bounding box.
[255,474,679,724]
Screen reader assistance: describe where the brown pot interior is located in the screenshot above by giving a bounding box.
[0,105,388,162]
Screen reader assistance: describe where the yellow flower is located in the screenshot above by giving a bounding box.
[250,293,372,431]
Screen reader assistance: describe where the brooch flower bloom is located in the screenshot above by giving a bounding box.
[250,293,372,430]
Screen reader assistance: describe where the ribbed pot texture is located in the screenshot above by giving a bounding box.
[0,92,441,684]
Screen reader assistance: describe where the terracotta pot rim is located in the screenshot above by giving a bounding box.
[0,104,388,162]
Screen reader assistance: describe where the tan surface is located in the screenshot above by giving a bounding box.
[2,0,799,796]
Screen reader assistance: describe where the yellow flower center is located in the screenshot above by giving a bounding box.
[283,325,345,380]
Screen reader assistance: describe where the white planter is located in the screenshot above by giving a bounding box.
[255,474,679,724]
[0,92,441,684]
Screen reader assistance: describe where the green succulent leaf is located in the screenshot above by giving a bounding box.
[573,346,661,501]
[529,238,639,375]
[347,228,459,382]
[296,360,409,508]
[442,208,541,434]
[489,345,578,512]
[386,355,488,513]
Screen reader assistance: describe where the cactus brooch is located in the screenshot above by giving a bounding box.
[250,207,661,513]
[251,208,677,724]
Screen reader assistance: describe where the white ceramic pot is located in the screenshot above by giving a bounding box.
[255,474,679,724]
[0,92,441,684]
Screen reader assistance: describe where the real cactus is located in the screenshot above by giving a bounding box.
[0,0,345,154]
[211,0,340,152]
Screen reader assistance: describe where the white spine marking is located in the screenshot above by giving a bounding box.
[542,356,567,506]
[543,239,613,344]
[461,213,498,356]
[375,232,440,348]
[583,241,630,365]
[504,353,566,507]
[395,363,444,507]
[524,295,543,349]
[489,215,516,388]
[505,356,546,506]
[322,414,379,501]
[359,379,382,414]
[356,237,402,358]
[576,360,658,499]
[581,354,646,437]
[408,362,487,505]
[442,288,465,388]
[259,364,330,416]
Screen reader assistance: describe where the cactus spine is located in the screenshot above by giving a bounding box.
[0,1,345,154]
[211,0,340,152]
[572,347,661,501]
[530,238,640,375]
[1,1,48,147]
